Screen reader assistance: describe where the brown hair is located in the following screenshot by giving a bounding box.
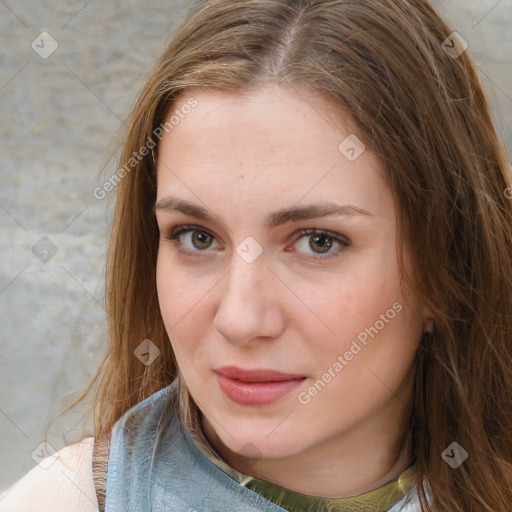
[58,0,512,510]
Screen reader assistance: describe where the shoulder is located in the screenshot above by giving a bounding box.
[0,437,98,512]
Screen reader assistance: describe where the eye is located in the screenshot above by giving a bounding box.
[162,224,221,254]
[291,228,350,259]
[162,224,350,259]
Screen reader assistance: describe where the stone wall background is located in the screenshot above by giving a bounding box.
[1,0,511,494]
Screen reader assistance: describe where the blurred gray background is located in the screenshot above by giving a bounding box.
[1,0,511,494]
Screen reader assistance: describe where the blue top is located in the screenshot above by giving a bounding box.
[104,378,424,511]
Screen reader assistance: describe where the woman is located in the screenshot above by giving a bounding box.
[3,0,512,510]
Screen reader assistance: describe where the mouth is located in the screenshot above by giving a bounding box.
[214,365,306,382]
[214,366,307,406]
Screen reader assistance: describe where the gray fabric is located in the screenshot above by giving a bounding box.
[104,378,423,511]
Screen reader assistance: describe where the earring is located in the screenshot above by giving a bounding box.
[424,318,434,336]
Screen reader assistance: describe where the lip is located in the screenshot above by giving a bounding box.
[214,365,306,382]
[214,366,307,406]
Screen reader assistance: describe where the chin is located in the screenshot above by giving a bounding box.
[217,424,304,460]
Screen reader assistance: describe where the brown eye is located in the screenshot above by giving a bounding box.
[308,233,334,253]
[164,224,221,254]
[189,231,214,250]
[293,229,350,259]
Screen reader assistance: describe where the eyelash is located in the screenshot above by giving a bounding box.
[161,224,350,260]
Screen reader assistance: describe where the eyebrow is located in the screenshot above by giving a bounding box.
[154,196,373,229]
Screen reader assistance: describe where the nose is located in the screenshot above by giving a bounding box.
[213,255,286,346]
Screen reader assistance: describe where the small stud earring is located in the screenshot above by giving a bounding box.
[424,318,434,336]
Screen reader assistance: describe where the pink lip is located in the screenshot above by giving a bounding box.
[214,366,307,406]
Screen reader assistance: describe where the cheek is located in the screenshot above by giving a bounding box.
[155,252,213,359]
[298,270,401,349]
[156,252,203,325]
[155,254,173,323]
[298,267,419,395]
[299,288,419,424]
[156,254,193,349]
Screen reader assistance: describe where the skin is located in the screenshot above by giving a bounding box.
[155,84,431,498]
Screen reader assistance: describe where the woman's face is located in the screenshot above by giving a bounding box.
[155,84,428,463]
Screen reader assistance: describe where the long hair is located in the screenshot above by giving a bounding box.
[61,1,512,510]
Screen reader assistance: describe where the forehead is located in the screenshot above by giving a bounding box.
[163,85,352,161]
[155,85,393,221]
